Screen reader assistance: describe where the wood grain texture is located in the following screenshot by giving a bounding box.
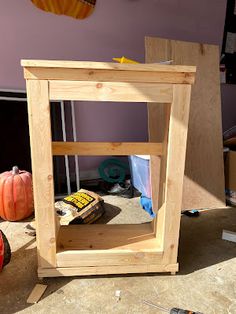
[161,85,191,263]
[145,37,225,210]
[24,67,195,84]
[49,80,173,103]
[52,141,163,156]
[26,80,57,267]
[150,104,171,236]
[21,59,196,72]
[56,224,162,267]
[38,263,179,277]
[57,224,159,251]
[56,250,162,267]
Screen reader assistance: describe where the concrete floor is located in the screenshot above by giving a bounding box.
[1,196,236,314]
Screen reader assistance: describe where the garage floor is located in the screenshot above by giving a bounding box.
[1,196,236,314]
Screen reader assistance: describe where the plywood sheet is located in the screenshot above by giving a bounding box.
[145,37,225,209]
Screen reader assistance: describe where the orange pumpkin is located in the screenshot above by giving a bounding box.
[0,166,33,221]
[31,0,96,20]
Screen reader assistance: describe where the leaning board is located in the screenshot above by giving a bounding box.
[145,37,225,210]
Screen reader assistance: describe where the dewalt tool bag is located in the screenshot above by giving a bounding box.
[55,189,104,225]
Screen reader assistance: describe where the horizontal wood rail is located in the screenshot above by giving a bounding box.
[56,224,162,268]
[52,141,163,156]
[38,264,179,277]
[49,81,173,103]
[22,60,196,85]
[57,223,157,251]
[24,68,195,84]
[21,60,196,72]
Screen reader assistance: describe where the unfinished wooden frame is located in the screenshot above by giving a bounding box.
[21,60,196,277]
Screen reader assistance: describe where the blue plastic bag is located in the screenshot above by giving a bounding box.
[140,196,156,218]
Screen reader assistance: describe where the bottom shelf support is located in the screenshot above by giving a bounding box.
[38,263,179,277]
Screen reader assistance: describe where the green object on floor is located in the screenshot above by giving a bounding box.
[98,158,129,183]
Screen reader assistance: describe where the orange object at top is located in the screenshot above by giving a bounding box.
[31,0,96,20]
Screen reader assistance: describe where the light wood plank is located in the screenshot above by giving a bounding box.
[145,37,225,210]
[150,104,171,236]
[162,84,191,263]
[27,284,47,304]
[38,263,179,277]
[56,251,162,267]
[57,224,161,251]
[26,80,57,268]
[21,59,196,73]
[24,67,195,84]
[52,141,163,156]
[49,81,173,103]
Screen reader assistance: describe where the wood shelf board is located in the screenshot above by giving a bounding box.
[38,263,178,277]
[57,223,161,251]
[52,141,163,156]
[56,249,163,268]
[21,59,196,73]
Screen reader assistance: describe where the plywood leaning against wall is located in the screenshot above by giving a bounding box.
[145,37,225,210]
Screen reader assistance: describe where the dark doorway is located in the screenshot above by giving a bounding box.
[0,91,31,173]
[0,90,68,196]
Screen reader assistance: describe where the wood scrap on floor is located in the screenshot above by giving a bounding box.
[27,284,47,304]
[222,229,236,243]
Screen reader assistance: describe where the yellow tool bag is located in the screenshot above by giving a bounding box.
[55,189,104,225]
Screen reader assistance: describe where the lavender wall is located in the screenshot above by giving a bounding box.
[0,0,227,171]
[221,84,236,132]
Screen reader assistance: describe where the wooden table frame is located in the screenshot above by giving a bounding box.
[21,60,196,277]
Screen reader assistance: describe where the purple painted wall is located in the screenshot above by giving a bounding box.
[221,84,236,132]
[0,0,227,171]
